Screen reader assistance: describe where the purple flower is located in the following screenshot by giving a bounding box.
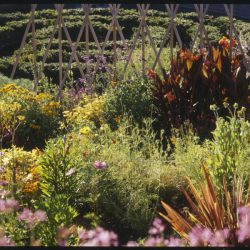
[148,218,165,235]
[0,152,4,156]
[237,206,250,243]
[144,235,164,246]
[188,225,213,246]
[93,161,107,170]
[79,227,118,246]
[0,198,19,213]
[19,208,47,227]
[66,168,76,176]
[164,237,185,247]
[188,225,229,247]
[0,181,8,187]
[0,235,15,246]
[57,226,70,246]
[34,210,47,222]
[210,228,229,247]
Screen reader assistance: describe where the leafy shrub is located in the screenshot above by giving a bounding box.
[0,83,61,149]
[149,37,249,138]
[76,118,185,235]
[103,79,155,129]
[0,146,41,200]
[160,166,250,246]
[169,123,210,186]
[206,104,250,189]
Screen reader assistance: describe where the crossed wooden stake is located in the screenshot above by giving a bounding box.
[10,4,249,98]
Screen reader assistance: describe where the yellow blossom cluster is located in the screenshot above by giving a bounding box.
[63,94,105,129]
[0,146,42,197]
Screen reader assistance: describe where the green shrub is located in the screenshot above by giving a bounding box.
[170,123,210,186]
[103,79,155,129]
[0,73,33,89]
[206,104,250,190]
[0,83,61,149]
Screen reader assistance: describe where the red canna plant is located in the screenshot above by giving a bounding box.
[159,165,250,245]
[149,37,249,138]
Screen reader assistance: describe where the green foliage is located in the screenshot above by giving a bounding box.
[207,105,250,189]
[0,73,33,89]
[103,79,155,129]
[0,8,249,83]
[40,136,80,197]
[69,118,184,235]
[170,124,210,186]
[0,83,61,149]
[36,194,78,246]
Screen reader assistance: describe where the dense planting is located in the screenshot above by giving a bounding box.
[0,8,249,83]
[0,7,250,247]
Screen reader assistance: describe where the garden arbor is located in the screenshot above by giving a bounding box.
[9,4,250,99]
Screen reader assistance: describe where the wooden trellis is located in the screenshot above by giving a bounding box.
[9,4,249,99]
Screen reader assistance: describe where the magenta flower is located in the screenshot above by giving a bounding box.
[188,225,213,246]
[66,168,76,176]
[0,181,8,187]
[0,235,15,246]
[188,224,229,246]
[79,227,118,246]
[148,218,165,235]
[237,206,250,243]
[93,161,107,170]
[144,235,164,246]
[57,226,70,246]
[19,208,47,227]
[210,228,229,247]
[0,198,19,213]
[164,237,185,247]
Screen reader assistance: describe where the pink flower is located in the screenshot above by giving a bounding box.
[0,235,15,246]
[237,206,250,243]
[19,208,47,227]
[57,226,70,246]
[188,225,213,246]
[144,235,164,246]
[93,161,107,170]
[148,218,165,235]
[34,210,47,222]
[0,198,19,213]
[126,241,139,246]
[210,229,229,246]
[66,168,76,176]
[0,181,8,187]
[164,237,185,246]
[79,227,118,246]
[188,225,229,247]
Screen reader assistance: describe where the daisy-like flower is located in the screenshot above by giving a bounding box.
[93,161,107,170]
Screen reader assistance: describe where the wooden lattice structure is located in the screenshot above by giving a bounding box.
[9,4,250,99]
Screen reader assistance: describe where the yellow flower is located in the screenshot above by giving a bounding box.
[80,126,92,135]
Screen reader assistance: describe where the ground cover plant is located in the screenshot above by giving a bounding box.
[0,6,250,247]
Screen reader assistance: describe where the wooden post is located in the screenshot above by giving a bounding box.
[31,4,38,92]
[58,4,63,100]
[85,5,90,84]
[10,4,37,79]
[112,4,117,82]
[141,4,146,77]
